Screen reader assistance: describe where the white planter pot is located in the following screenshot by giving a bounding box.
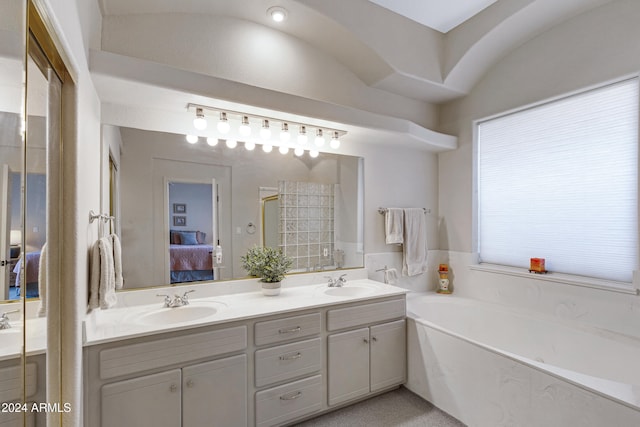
[261,281,281,296]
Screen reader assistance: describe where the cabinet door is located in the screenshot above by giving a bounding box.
[370,320,406,392]
[101,369,181,427]
[182,354,247,427]
[327,328,370,406]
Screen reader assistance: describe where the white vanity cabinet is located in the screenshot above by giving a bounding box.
[327,299,406,406]
[0,359,42,427]
[84,287,408,427]
[85,324,248,427]
[101,355,247,427]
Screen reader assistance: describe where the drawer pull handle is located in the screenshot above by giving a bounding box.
[280,391,302,401]
[186,380,194,388]
[278,326,302,334]
[169,384,178,393]
[279,352,302,361]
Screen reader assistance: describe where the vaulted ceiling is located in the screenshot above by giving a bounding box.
[92,0,616,150]
[98,0,613,103]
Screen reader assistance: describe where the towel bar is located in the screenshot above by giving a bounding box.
[89,210,115,223]
[377,207,430,215]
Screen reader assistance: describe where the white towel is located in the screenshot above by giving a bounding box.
[111,234,123,289]
[89,237,117,310]
[402,208,428,276]
[37,243,47,317]
[383,268,398,285]
[385,208,404,244]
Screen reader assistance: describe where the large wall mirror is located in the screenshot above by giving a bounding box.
[0,0,26,304]
[105,125,364,289]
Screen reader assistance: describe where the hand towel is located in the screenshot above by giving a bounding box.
[402,208,428,276]
[111,233,123,289]
[383,267,398,285]
[89,237,117,310]
[37,243,47,317]
[385,208,404,244]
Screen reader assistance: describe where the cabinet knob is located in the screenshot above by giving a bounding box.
[363,338,369,344]
[372,336,377,342]
[169,384,178,393]
[186,379,194,388]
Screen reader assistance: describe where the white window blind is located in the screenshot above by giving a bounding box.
[477,78,639,283]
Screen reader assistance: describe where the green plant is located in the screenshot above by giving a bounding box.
[240,246,266,277]
[241,246,293,283]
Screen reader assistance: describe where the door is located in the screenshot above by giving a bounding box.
[182,354,247,427]
[327,327,370,406]
[165,179,217,283]
[101,369,182,427]
[370,320,406,392]
[0,165,12,299]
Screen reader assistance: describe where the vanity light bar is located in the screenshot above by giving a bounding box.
[185,103,347,141]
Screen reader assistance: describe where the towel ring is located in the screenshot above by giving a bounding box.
[246,222,256,235]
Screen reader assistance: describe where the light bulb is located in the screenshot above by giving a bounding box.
[262,143,273,153]
[186,134,198,144]
[239,116,251,137]
[206,137,219,146]
[217,112,230,134]
[260,119,271,140]
[297,125,308,144]
[280,123,291,143]
[279,145,289,155]
[309,149,319,158]
[314,129,325,147]
[330,131,340,149]
[244,141,255,151]
[225,139,237,149]
[193,108,207,130]
[268,6,287,22]
[294,147,304,157]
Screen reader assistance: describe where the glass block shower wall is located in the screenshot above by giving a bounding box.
[278,180,335,271]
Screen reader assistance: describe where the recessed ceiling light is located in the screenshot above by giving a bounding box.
[267,6,287,23]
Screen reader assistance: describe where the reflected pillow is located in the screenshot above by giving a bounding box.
[170,230,181,244]
[196,231,206,244]
[178,231,198,245]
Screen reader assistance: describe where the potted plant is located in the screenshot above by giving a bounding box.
[241,246,293,296]
[240,245,266,277]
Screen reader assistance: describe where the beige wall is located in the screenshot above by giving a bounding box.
[438,0,640,253]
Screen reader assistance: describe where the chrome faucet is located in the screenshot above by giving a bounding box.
[157,290,195,308]
[0,309,19,330]
[325,274,347,287]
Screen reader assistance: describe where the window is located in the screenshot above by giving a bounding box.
[477,78,639,283]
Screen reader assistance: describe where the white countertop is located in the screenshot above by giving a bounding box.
[83,279,408,346]
[0,316,47,362]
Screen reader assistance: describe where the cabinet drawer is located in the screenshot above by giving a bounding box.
[100,325,247,379]
[327,298,405,331]
[255,374,323,427]
[255,338,321,387]
[255,313,321,346]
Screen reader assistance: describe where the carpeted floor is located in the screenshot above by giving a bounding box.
[292,387,466,427]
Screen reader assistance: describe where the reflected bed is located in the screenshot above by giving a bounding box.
[169,244,213,283]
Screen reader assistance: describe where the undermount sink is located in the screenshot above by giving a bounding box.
[133,303,222,326]
[322,285,376,297]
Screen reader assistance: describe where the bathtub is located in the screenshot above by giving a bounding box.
[405,292,640,427]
